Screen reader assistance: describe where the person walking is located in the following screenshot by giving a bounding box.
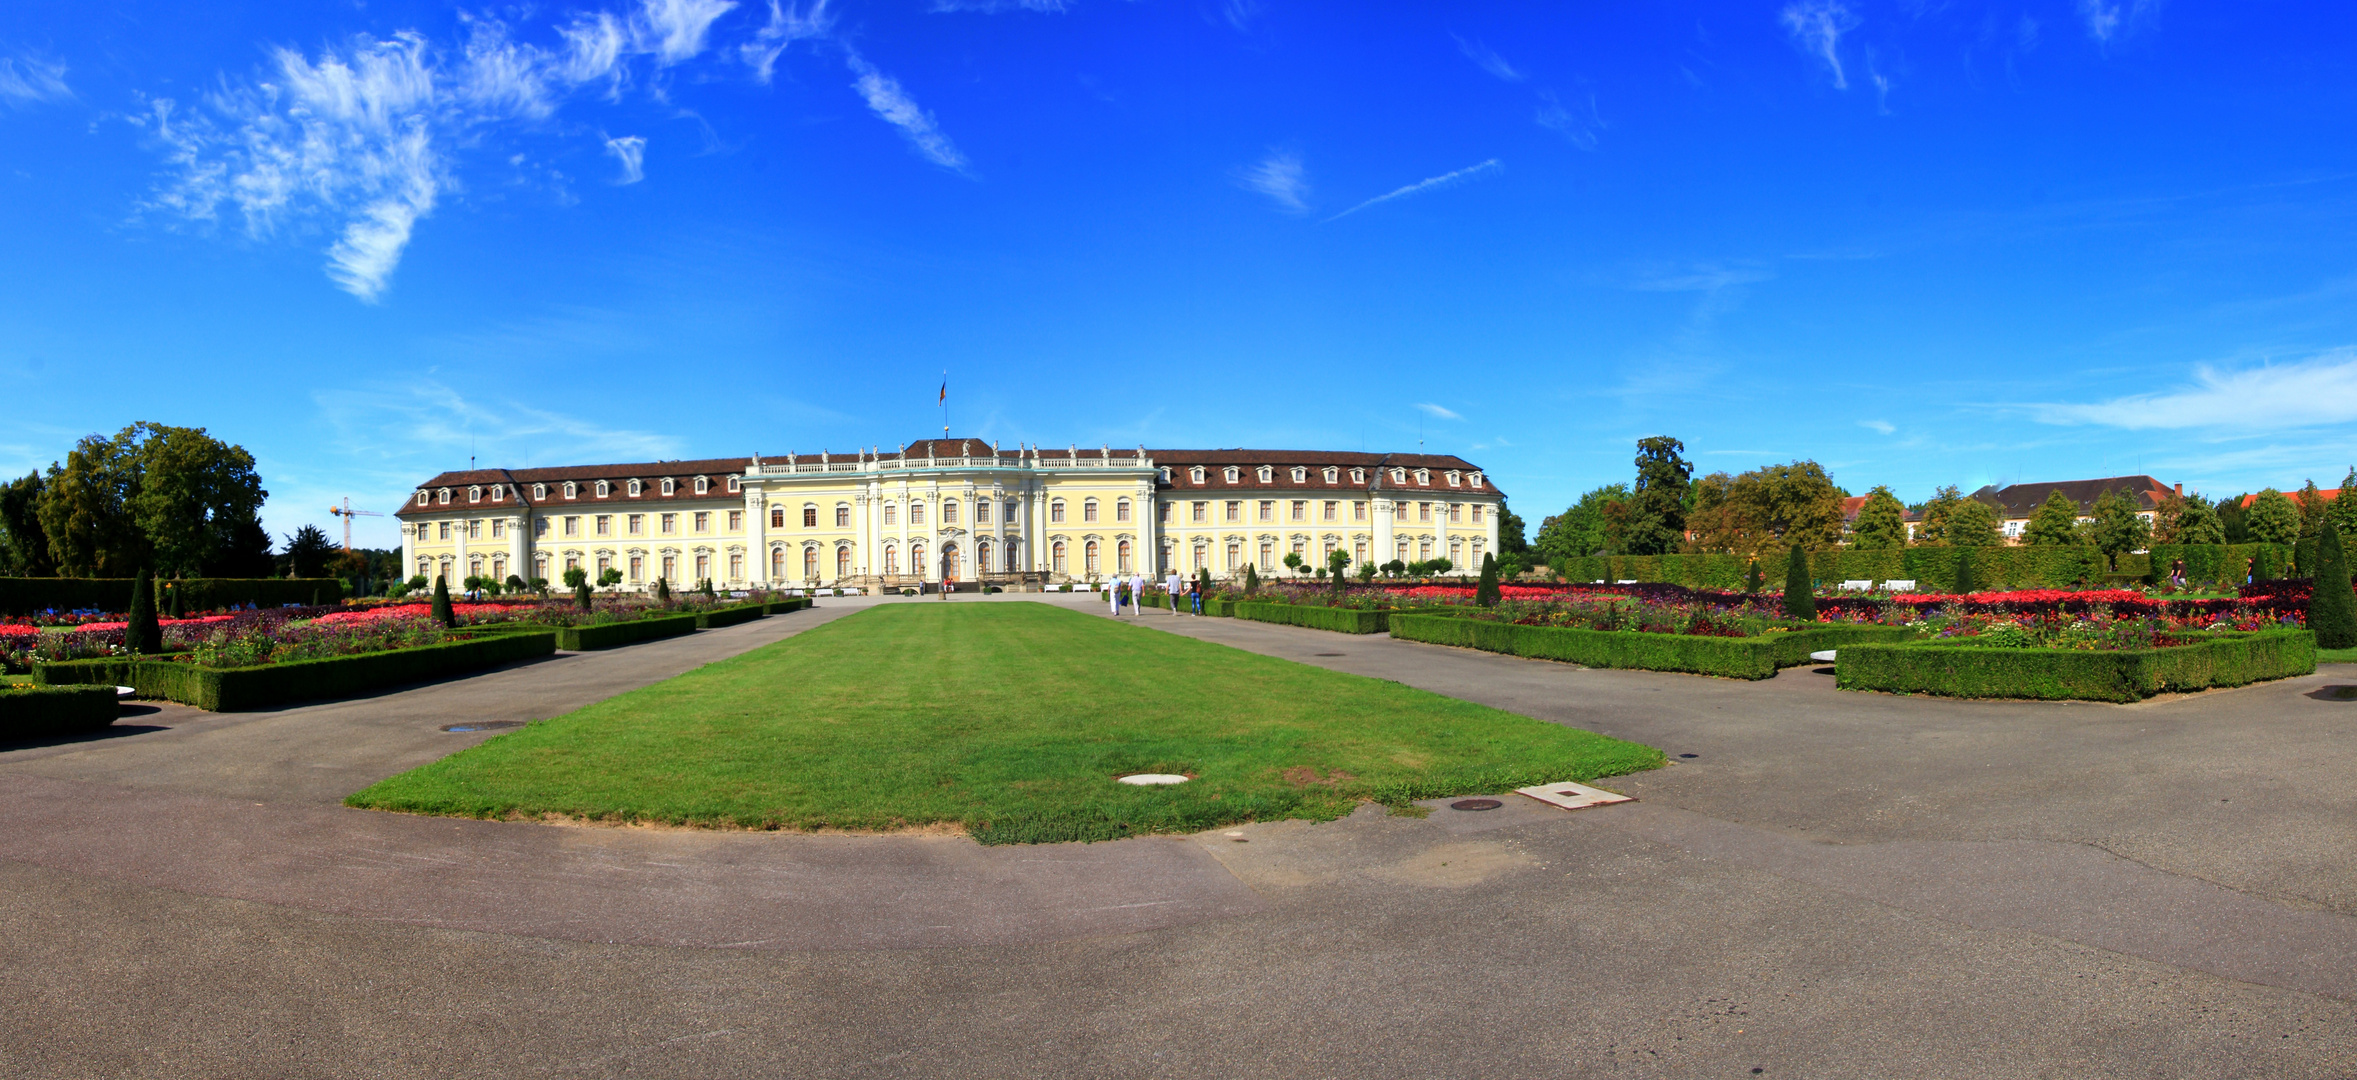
[1165,568,1186,616]
[1130,570,1147,616]
[2170,557,2187,590]
[1188,577,1204,616]
[1111,577,1127,615]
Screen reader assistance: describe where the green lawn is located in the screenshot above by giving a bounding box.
[2319,646,2357,665]
[347,602,1661,843]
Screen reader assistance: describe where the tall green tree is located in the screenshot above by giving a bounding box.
[2311,518,2357,650]
[1534,484,1628,563]
[28,423,271,578]
[1944,497,2004,546]
[35,427,150,576]
[2297,480,2328,538]
[125,570,159,655]
[2333,468,2357,542]
[0,471,53,576]
[1621,436,1692,556]
[1782,546,1816,620]
[133,424,268,577]
[2168,493,2227,545]
[1849,486,1908,550]
[1732,461,1846,554]
[1475,552,1501,606]
[1914,486,1966,545]
[1496,503,1529,555]
[2082,488,2154,570]
[430,573,457,628]
[2022,490,2086,546]
[280,525,336,579]
[2216,495,2252,543]
[1952,547,1979,594]
[2247,489,2301,546]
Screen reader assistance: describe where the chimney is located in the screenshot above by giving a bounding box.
[2175,483,2183,497]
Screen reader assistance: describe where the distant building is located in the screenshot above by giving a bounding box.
[2237,488,2342,510]
[1969,475,2179,544]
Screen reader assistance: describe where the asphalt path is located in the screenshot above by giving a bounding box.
[4,594,2355,1078]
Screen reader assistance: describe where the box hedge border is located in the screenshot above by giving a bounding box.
[1388,614,1915,679]
[1232,602,1389,634]
[0,577,345,616]
[694,603,768,629]
[548,613,701,651]
[35,631,555,711]
[1552,544,2290,594]
[1,684,118,740]
[1833,629,2315,702]
[762,597,813,615]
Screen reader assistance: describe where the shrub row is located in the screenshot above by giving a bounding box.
[1553,545,2291,593]
[36,631,556,711]
[694,603,768,629]
[552,614,701,651]
[1834,630,2316,702]
[1232,602,1390,634]
[1388,615,1914,679]
[763,597,813,615]
[0,577,346,615]
[1136,593,1238,617]
[0,684,118,740]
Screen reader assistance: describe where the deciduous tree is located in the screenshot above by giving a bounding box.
[2022,490,2086,547]
[2083,488,2153,570]
[2247,489,2301,546]
[1850,486,1908,550]
[1621,436,1692,556]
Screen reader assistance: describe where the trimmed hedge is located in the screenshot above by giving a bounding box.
[694,603,768,629]
[1388,615,1916,679]
[1137,593,1238,617]
[1550,545,2290,593]
[1233,602,1390,634]
[552,613,700,651]
[1,684,118,740]
[35,631,556,711]
[763,597,813,615]
[1835,630,2315,702]
[0,577,345,615]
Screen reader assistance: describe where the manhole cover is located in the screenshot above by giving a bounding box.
[2307,685,2357,701]
[1117,773,1190,785]
[1679,753,1700,759]
[1313,652,1345,657]
[441,721,524,733]
[1450,798,1503,811]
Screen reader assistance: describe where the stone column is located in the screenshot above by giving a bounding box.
[1486,499,1500,566]
[1373,497,1394,568]
[745,482,768,588]
[508,515,526,585]
[856,491,873,580]
[451,514,468,587]
[400,514,415,585]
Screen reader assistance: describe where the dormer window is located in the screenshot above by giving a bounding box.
[1190,466,1206,483]
[661,478,676,496]
[490,484,504,502]
[1161,467,1174,483]
[1223,467,1239,483]
[1350,468,1365,484]
[1323,467,1338,484]
[628,479,643,497]
[694,477,710,495]
[1256,466,1273,483]
[1414,469,1429,485]
[468,486,482,504]
[1445,471,1461,488]
[532,483,547,500]
[595,480,611,498]
[1469,472,1484,489]
[726,476,741,493]
[1390,468,1406,484]
[563,482,578,499]
[1290,467,1307,483]
[437,488,451,505]
[415,491,428,507]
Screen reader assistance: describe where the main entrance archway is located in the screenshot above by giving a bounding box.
[941,541,962,582]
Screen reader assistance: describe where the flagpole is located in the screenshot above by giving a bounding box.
[940,370,949,438]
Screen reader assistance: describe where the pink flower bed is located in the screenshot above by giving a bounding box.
[1,615,235,636]
[1395,585,1628,602]
[310,603,536,626]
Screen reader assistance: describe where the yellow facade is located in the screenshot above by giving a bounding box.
[396,440,1502,590]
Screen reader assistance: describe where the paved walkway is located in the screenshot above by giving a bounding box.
[5,595,2356,1078]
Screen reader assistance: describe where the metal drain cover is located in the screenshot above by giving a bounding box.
[441,721,524,733]
[1313,652,1345,657]
[1450,798,1504,811]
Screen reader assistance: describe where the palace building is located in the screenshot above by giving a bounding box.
[396,439,1503,591]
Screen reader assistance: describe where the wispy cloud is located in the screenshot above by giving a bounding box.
[1860,419,1895,435]
[1453,35,1524,83]
[1781,0,1859,89]
[1324,159,1503,223]
[1415,403,1463,421]
[1235,150,1309,213]
[2077,0,2163,44]
[2034,351,2357,431]
[0,52,71,109]
[1219,0,1258,33]
[931,0,1071,10]
[1535,90,1601,150]
[741,0,833,80]
[605,135,647,183]
[640,0,740,64]
[317,379,685,468]
[1626,263,1773,292]
[843,48,968,172]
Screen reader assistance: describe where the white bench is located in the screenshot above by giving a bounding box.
[1883,579,1917,593]
[1839,580,1875,591]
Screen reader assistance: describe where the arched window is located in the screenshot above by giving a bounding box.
[1290,467,1306,483]
[469,486,482,503]
[726,477,741,493]
[803,504,818,528]
[563,482,578,499]
[532,483,547,500]
[438,488,451,504]
[1190,466,1205,483]
[661,478,676,496]
[1116,540,1131,573]
[1083,499,1099,523]
[1050,499,1066,523]
[837,546,851,578]
[1115,498,1131,523]
[805,547,818,579]
[1257,466,1272,483]
[771,548,785,580]
[1084,540,1100,575]
[1223,467,1239,483]
[1052,541,1067,574]
[911,541,927,574]
[628,479,642,497]
[490,485,504,502]
[1323,467,1338,484]
[978,540,993,572]
[1350,469,1364,484]
[1005,542,1019,573]
[694,477,710,495]
[595,481,610,498]
[1414,469,1429,485]
[884,544,899,574]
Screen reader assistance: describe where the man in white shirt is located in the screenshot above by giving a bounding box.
[1164,570,1185,615]
[1131,571,1148,617]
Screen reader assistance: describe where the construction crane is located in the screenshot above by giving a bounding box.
[327,498,383,552]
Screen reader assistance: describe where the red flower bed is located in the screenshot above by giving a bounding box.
[311,602,536,626]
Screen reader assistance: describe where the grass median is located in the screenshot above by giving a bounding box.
[347,601,1660,843]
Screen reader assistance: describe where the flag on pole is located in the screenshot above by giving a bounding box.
[939,379,947,403]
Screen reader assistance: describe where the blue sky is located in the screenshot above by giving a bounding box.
[4,0,2356,549]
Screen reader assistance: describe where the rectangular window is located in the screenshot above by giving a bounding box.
[533,518,548,538]
[1259,500,1274,522]
[1083,501,1098,524]
[467,520,481,539]
[975,501,990,524]
[660,513,676,534]
[1395,502,1409,522]
[1192,501,1208,523]
[491,519,505,538]
[565,517,580,537]
[1006,501,1019,524]
[912,503,926,525]
[771,508,785,529]
[1322,501,1337,522]
[1225,501,1241,522]
[1354,501,1367,522]
[1291,500,1307,521]
[728,511,743,531]
[1050,502,1064,524]
[884,504,897,526]
[1159,502,1172,523]
[1116,500,1131,523]
[1419,503,1432,523]
[694,512,710,532]
[943,500,959,524]
[1471,505,1483,524]
[436,522,450,540]
[627,515,643,535]
[595,515,611,536]
[416,523,430,540]
[629,555,643,581]
[729,553,743,580]
[837,505,852,527]
[1449,504,1462,523]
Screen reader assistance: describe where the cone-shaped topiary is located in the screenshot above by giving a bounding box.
[656,577,671,603]
[1783,546,1815,621]
[1244,563,1259,594]
[1953,548,1978,595]
[125,570,159,655]
[575,580,594,611]
[702,577,717,600]
[2311,519,2357,649]
[1475,552,1502,607]
[163,580,182,619]
[1743,559,1763,595]
[430,574,457,629]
